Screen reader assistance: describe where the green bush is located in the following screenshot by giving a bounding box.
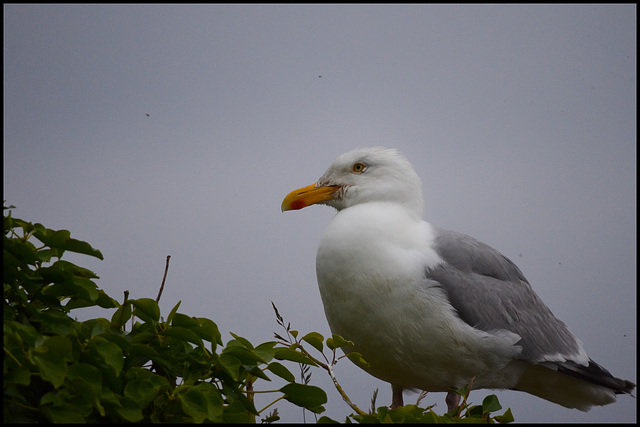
[3,205,512,423]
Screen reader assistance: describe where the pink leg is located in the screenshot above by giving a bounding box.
[391,384,404,409]
[445,391,461,412]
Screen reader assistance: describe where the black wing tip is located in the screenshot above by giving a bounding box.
[615,377,636,396]
[620,380,636,395]
[559,359,636,395]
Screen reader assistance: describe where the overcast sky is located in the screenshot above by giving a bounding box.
[4,4,636,423]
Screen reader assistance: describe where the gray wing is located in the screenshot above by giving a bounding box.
[425,227,635,395]
[425,226,583,364]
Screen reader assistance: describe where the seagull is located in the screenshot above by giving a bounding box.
[281,147,635,412]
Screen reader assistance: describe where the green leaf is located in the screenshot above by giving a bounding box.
[229,332,254,349]
[262,413,282,423]
[34,228,103,260]
[66,363,103,392]
[162,326,204,347]
[130,298,160,323]
[41,229,70,246]
[248,365,271,381]
[451,383,470,397]
[418,411,439,423]
[111,302,132,328]
[123,367,169,410]
[326,334,354,350]
[317,415,341,423]
[124,378,160,408]
[467,404,484,418]
[81,317,111,337]
[35,248,56,263]
[94,289,119,308]
[267,362,295,382]
[172,312,201,328]
[167,300,182,323]
[70,276,99,301]
[280,383,327,413]
[65,287,118,310]
[126,366,169,383]
[179,384,224,422]
[252,341,276,363]
[222,400,255,423]
[128,343,160,365]
[218,353,242,381]
[388,404,426,423]
[222,345,266,365]
[93,337,124,376]
[482,394,502,413]
[274,347,318,366]
[5,365,32,386]
[63,237,104,260]
[115,398,144,422]
[497,407,515,424]
[130,329,160,345]
[29,336,73,388]
[39,335,74,361]
[7,321,40,347]
[346,352,370,369]
[36,311,75,336]
[4,239,40,265]
[66,363,104,416]
[302,332,324,352]
[195,317,223,347]
[42,403,90,423]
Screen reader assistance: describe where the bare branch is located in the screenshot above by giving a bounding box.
[156,255,171,303]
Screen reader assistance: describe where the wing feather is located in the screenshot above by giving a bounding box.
[426,227,586,364]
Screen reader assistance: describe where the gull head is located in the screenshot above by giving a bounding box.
[282,147,424,219]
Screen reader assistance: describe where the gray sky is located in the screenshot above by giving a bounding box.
[4,4,636,423]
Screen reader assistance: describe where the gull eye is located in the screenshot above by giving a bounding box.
[352,162,367,173]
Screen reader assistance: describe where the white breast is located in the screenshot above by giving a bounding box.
[315,202,521,391]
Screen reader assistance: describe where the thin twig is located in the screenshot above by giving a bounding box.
[416,390,429,407]
[271,303,367,416]
[370,388,379,414]
[326,361,367,416]
[454,377,475,418]
[119,290,129,332]
[156,255,171,303]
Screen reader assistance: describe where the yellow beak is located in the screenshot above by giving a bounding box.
[281,183,340,211]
